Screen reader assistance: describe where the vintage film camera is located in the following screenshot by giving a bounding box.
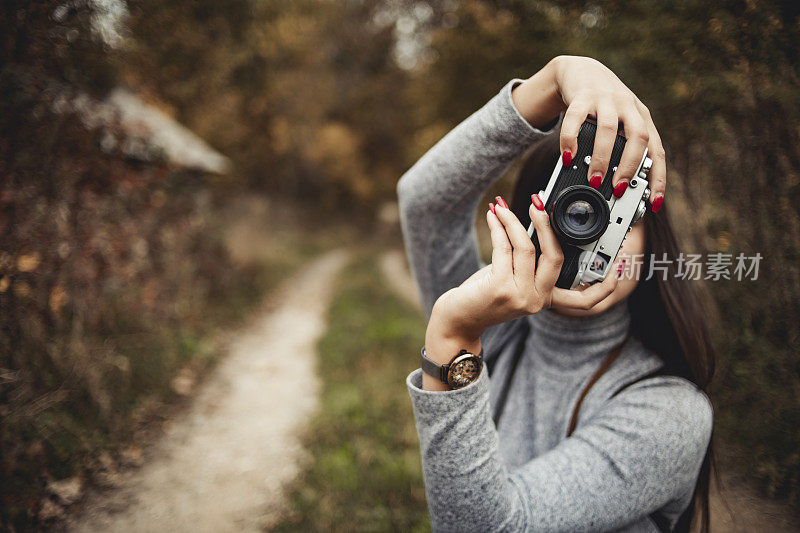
[528,120,653,289]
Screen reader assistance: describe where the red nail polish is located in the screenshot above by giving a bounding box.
[652,195,663,213]
[562,150,572,167]
[616,259,627,278]
[495,196,508,209]
[531,194,544,211]
[613,180,629,198]
[589,173,603,189]
[489,202,496,214]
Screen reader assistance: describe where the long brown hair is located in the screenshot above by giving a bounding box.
[510,133,716,533]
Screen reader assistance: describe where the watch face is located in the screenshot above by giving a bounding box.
[447,354,481,389]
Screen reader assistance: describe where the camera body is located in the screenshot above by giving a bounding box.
[528,120,653,289]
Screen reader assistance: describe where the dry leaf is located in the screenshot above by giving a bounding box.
[17,252,41,272]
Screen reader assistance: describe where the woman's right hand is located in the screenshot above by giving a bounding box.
[512,56,666,211]
[425,196,621,356]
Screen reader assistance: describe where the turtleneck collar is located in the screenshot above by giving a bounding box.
[528,301,631,371]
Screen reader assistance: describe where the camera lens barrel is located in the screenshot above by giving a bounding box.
[550,185,610,246]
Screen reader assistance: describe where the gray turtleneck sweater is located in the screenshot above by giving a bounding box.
[398,79,713,532]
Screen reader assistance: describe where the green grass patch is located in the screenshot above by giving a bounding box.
[274,252,431,532]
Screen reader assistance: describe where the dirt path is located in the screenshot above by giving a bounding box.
[378,249,421,311]
[378,249,798,532]
[68,250,350,533]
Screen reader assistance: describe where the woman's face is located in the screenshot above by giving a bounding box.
[550,218,646,317]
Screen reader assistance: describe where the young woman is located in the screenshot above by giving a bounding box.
[398,56,715,532]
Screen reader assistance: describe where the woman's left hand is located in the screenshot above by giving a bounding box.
[424,197,621,368]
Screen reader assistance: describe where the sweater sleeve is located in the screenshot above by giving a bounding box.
[396,78,559,318]
[406,367,713,532]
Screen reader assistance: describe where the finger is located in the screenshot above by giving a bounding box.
[635,100,666,211]
[647,131,666,212]
[529,196,563,294]
[587,99,618,189]
[550,271,619,310]
[613,103,649,195]
[494,202,536,282]
[486,208,513,277]
[648,139,666,212]
[560,96,593,167]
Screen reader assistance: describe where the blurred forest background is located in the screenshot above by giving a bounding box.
[1,0,799,529]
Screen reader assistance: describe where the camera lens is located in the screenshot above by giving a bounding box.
[565,200,596,232]
[550,186,610,245]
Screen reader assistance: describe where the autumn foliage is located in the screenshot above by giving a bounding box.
[0,1,259,526]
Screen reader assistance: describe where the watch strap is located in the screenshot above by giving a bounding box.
[420,347,447,382]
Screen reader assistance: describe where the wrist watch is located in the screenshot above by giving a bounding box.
[420,347,483,389]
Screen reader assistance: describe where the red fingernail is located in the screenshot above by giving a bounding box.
[562,150,572,167]
[489,202,496,214]
[613,180,629,198]
[531,194,544,211]
[589,173,603,189]
[495,196,508,209]
[652,195,663,213]
[616,259,627,278]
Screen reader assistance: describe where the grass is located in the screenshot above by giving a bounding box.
[273,251,431,532]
